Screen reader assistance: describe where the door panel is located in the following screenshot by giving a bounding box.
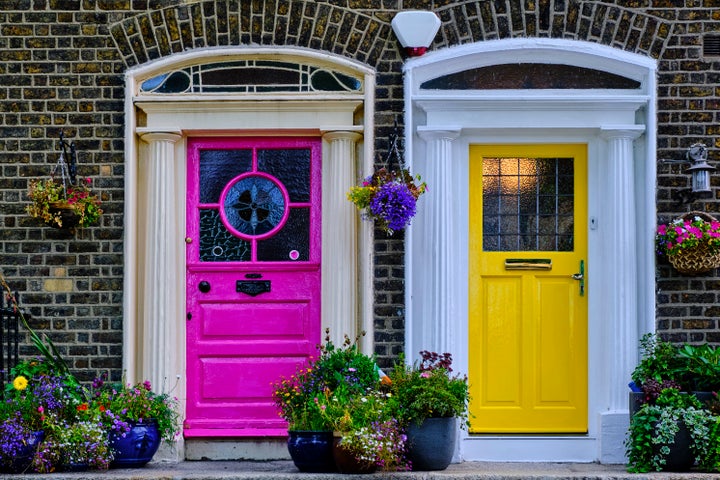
[185,137,321,437]
[468,144,588,434]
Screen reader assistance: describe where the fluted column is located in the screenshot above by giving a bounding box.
[321,130,363,348]
[601,126,644,411]
[138,131,182,393]
[416,127,461,356]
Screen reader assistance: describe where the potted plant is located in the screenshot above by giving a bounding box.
[272,330,385,473]
[92,377,179,467]
[656,212,720,274]
[26,177,103,230]
[52,419,113,471]
[629,334,688,416]
[316,383,409,473]
[626,387,717,472]
[389,351,469,471]
[347,166,426,234]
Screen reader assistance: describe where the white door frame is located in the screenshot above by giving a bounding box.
[122,47,376,457]
[404,38,657,463]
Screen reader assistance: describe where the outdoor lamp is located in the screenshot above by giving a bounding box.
[686,143,714,193]
[391,11,441,57]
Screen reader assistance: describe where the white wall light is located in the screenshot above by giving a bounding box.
[391,11,441,57]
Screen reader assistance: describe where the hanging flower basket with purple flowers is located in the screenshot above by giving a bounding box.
[347,167,427,234]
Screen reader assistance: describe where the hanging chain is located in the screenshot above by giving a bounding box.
[383,116,405,172]
[50,131,78,200]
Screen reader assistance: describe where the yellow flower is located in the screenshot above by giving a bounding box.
[13,375,28,391]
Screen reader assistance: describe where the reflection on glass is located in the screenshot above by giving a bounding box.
[482,156,574,252]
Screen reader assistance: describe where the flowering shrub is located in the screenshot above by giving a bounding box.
[347,167,426,234]
[0,413,39,472]
[337,419,410,472]
[51,419,113,469]
[26,177,102,229]
[272,330,381,431]
[656,214,720,257]
[92,376,179,443]
[389,351,469,427]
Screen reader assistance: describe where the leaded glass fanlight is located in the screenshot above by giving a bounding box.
[139,60,363,94]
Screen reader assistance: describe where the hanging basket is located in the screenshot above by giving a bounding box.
[667,211,720,275]
[47,201,81,230]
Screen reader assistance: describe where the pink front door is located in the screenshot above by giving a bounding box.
[184,137,322,437]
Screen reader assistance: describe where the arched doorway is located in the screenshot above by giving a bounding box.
[122,47,376,458]
[404,38,656,463]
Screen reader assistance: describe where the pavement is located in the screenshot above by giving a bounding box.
[2,461,720,480]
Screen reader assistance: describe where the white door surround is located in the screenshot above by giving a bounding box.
[122,47,376,458]
[404,38,657,463]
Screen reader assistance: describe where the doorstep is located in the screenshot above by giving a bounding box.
[2,461,719,480]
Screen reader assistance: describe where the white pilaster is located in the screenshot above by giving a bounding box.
[598,125,644,463]
[321,130,363,348]
[137,131,182,394]
[416,127,461,357]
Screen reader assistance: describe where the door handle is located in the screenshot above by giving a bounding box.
[198,281,211,293]
[571,260,585,296]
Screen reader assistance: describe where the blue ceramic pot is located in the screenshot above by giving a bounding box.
[110,420,161,468]
[287,430,336,473]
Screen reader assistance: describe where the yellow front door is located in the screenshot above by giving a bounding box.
[468,144,588,433]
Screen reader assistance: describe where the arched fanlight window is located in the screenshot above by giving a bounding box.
[139,60,363,95]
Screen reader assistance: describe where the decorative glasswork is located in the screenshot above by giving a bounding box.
[139,60,362,95]
[200,150,252,203]
[199,209,251,262]
[257,149,311,203]
[222,175,287,237]
[421,63,641,90]
[482,157,574,252]
[257,208,310,262]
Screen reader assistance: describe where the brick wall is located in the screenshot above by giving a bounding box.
[0,1,718,379]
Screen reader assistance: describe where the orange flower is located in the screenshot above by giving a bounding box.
[77,403,89,411]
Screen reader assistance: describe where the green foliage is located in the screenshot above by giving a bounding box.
[272,330,381,431]
[631,333,687,388]
[389,352,469,427]
[26,178,103,229]
[93,380,180,443]
[677,343,720,392]
[626,389,716,473]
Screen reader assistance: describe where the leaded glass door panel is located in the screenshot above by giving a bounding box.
[185,137,321,437]
[468,144,588,433]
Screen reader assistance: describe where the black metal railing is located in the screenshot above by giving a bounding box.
[1,291,27,389]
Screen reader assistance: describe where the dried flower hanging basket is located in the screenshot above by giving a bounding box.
[666,212,720,275]
[47,201,81,230]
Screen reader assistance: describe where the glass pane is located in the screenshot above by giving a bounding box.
[257,208,310,261]
[199,209,251,262]
[200,150,253,203]
[257,149,311,203]
[482,155,574,252]
[420,63,641,90]
[223,175,286,236]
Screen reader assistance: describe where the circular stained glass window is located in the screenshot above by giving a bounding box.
[221,174,287,237]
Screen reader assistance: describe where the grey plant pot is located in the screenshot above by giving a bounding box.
[407,417,456,471]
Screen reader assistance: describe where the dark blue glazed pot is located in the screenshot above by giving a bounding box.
[109,420,161,468]
[287,430,336,473]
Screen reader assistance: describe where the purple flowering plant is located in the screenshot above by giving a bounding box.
[91,376,180,443]
[347,167,427,234]
[656,214,720,256]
